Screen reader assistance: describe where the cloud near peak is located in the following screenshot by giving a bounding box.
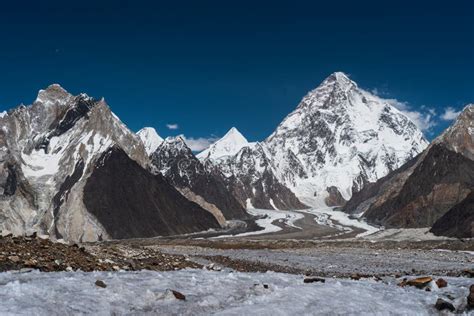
[180,136,218,152]
[440,107,461,121]
[386,99,436,132]
[166,123,179,130]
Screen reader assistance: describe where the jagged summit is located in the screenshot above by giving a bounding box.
[197,127,250,160]
[325,71,355,86]
[137,127,164,155]
[161,135,191,153]
[435,104,474,160]
[35,84,73,106]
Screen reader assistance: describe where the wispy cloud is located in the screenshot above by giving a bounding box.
[166,123,179,130]
[386,99,437,132]
[180,136,218,152]
[440,107,461,121]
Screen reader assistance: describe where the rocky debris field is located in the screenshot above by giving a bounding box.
[0,234,200,272]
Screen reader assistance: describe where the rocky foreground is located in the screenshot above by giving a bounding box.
[0,234,200,272]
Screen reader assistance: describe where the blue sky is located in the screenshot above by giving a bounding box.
[0,0,472,150]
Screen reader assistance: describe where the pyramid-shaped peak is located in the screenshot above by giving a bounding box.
[436,103,474,160]
[322,71,356,87]
[137,127,164,155]
[35,84,73,105]
[222,127,248,143]
[196,127,249,160]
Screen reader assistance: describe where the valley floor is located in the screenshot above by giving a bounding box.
[0,206,473,315]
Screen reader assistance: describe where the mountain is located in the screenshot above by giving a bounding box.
[0,85,220,241]
[137,127,163,155]
[149,136,249,225]
[197,127,252,160]
[198,128,307,210]
[218,142,308,210]
[200,72,428,209]
[264,72,428,206]
[343,104,474,238]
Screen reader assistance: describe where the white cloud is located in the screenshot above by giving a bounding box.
[166,123,179,130]
[441,107,461,121]
[386,99,436,132]
[180,136,218,152]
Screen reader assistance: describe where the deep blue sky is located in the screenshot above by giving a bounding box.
[0,0,472,147]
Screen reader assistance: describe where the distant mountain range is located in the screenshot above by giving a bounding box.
[0,72,471,241]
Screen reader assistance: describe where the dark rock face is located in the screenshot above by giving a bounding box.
[430,191,474,238]
[325,186,346,207]
[226,168,307,210]
[342,105,474,237]
[344,155,420,215]
[3,165,18,196]
[151,137,249,221]
[361,144,474,228]
[83,147,220,239]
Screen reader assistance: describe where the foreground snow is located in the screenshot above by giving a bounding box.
[0,270,471,315]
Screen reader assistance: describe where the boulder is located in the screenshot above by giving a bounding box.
[171,290,186,300]
[435,278,447,288]
[434,298,455,312]
[304,277,326,283]
[468,284,474,309]
[405,276,432,289]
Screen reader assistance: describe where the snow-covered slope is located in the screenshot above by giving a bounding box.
[137,127,163,155]
[264,72,428,206]
[197,127,253,160]
[200,139,307,210]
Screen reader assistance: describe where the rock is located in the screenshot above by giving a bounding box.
[95,280,107,288]
[263,284,269,289]
[435,298,455,312]
[8,256,20,263]
[468,284,474,309]
[171,290,185,300]
[304,277,325,283]
[435,278,448,288]
[350,273,361,280]
[405,276,432,289]
[463,270,474,278]
[23,259,38,267]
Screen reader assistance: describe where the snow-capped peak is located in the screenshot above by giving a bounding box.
[35,84,73,106]
[197,127,250,160]
[137,127,164,155]
[264,72,429,206]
